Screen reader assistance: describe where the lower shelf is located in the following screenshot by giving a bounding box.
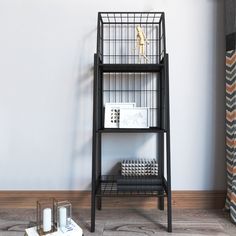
[96,175,166,197]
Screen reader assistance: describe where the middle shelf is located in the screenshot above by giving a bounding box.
[97,128,166,133]
[100,70,163,129]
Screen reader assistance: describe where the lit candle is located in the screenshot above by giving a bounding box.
[43,208,52,232]
[59,207,67,227]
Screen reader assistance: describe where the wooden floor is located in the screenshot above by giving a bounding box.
[0,208,235,236]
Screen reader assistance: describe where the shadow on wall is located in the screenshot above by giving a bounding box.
[68,27,97,190]
[209,0,226,190]
[68,24,158,191]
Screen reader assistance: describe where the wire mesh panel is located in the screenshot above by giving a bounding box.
[103,72,161,127]
[97,175,164,197]
[97,12,165,64]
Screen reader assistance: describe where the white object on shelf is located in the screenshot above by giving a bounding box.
[119,107,149,128]
[59,207,67,228]
[25,219,83,236]
[43,208,52,232]
[104,103,136,128]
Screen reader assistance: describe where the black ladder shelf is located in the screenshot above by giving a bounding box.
[91,12,172,233]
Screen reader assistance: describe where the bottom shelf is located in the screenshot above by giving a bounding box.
[96,175,166,197]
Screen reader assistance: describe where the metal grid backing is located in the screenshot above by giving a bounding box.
[103,72,161,127]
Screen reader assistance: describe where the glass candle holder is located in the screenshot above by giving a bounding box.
[55,201,72,229]
[36,199,57,235]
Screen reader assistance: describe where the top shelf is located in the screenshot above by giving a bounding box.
[99,12,164,24]
[97,12,166,66]
[99,64,163,73]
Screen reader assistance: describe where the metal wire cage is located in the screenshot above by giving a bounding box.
[97,12,165,64]
[103,72,161,127]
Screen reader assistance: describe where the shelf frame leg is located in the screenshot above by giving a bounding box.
[91,132,97,232]
[91,53,99,232]
[97,133,102,211]
[158,133,164,210]
[157,134,165,211]
[91,191,96,232]
[166,131,172,232]
[165,53,172,233]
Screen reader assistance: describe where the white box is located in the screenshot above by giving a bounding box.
[119,107,149,129]
[25,219,83,236]
[104,103,136,128]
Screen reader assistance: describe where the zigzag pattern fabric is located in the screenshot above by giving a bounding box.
[226,50,236,223]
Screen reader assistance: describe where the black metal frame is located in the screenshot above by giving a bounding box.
[91,12,172,233]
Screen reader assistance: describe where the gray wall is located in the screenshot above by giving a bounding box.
[0,0,226,190]
[225,0,236,35]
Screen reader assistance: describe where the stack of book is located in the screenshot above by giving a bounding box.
[117,176,162,192]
